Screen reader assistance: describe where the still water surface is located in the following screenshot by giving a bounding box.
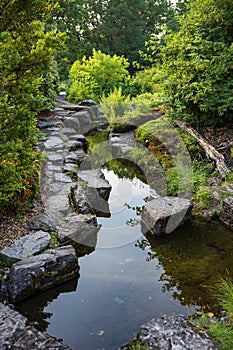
[15,167,233,350]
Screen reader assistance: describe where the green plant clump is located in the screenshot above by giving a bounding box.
[68,49,130,103]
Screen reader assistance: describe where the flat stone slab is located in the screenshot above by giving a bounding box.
[44,193,71,215]
[0,302,71,349]
[44,136,64,151]
[0,231,50,263]
[8,246,79,302]
[141,196,192,236]
[132,315,218,350]
[58,213,99,248]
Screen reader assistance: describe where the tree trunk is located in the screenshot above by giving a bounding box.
[176,119,229,178]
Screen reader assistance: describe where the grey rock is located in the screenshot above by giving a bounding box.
[0,231,50,263]
[61,127,77,137]
[8,246,79,302]
[72,111,92,134]
[37,120,61,129]
[63,116,80,132]
[0,303,72,349]
[69,184,92,214]
[63,163,78,173]
[220,197,233,230]
[28,212,60,231]
[58,213,99,248]
[135,315,218,350]
[77,170,112,216]
[46,153,64,165]
[79,99,98,107]
[64,150,85,164]
[141,196,192,236]
[44,193,71,216]
[54,172,74,183]
[65,140,83,151]
[44,136,64,151]
[69,134,89,152]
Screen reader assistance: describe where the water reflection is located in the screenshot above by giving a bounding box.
[136,216,233,311]
[16,276,79,332]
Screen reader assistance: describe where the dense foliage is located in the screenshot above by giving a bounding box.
[0,0,63,213]
[68,49,130,102]
[47,0,178,78]
[159,0,233,126]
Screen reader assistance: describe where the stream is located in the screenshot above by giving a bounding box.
[15,131,233,350]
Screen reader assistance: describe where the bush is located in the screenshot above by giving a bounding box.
[68,49,130,102]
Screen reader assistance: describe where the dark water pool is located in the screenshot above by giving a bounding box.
[15,166,233,350]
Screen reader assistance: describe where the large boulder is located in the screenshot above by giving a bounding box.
[121,315,218,350]
[141,196,192,236]
[8,245,79,302]
[58,213,100,248]
[72,111,92,134]
[0,302,71,349]
[0,231,50,263]
[77,170,112,216]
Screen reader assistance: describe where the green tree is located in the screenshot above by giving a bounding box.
[159,0,233,126]
[0,0,63,212]
[47,0,177,78]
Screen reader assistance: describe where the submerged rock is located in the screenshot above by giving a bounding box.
[8,245,79,302]
[0,302,71,349]
[0,231,50,263]
[141,196,192,236]
[121,315,218,350]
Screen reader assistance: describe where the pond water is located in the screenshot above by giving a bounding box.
[15,133,233,350]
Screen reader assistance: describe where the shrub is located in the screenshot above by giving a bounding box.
[68,49,130,102]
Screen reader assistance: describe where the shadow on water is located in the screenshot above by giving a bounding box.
[137,217,233,311]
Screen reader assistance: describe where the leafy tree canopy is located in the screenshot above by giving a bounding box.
[158,0,233,126]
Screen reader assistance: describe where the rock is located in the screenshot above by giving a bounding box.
[63,116,80,132]
[122,315,218,350]
[69,134,89,152]
[141,196,192,236]
[66,140,83,151]
[44,136,64,151]
[79,99,98,107]
[63,163,78,173]
[69,184,92,214]
[46,153,64,165]
[0,302,72,349]
[28,212,59,232]
[8,246,79,302]
[72,111,92,134]
[77,170,112,216]
[54,172,74,183]
[0,231,50,263]
[58,213,99,248]
[64,150,86,164]
[220,197,233,230]
[37,119,61,129]
[44,193,71,216]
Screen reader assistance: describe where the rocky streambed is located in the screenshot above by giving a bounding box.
[0,97,224,349]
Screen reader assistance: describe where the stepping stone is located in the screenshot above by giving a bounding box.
[8,246,79,302]
[58,213,99,248]
[141,196,192,236]
[0,231,50,263]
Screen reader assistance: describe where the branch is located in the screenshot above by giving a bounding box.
[176,119,229,178]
